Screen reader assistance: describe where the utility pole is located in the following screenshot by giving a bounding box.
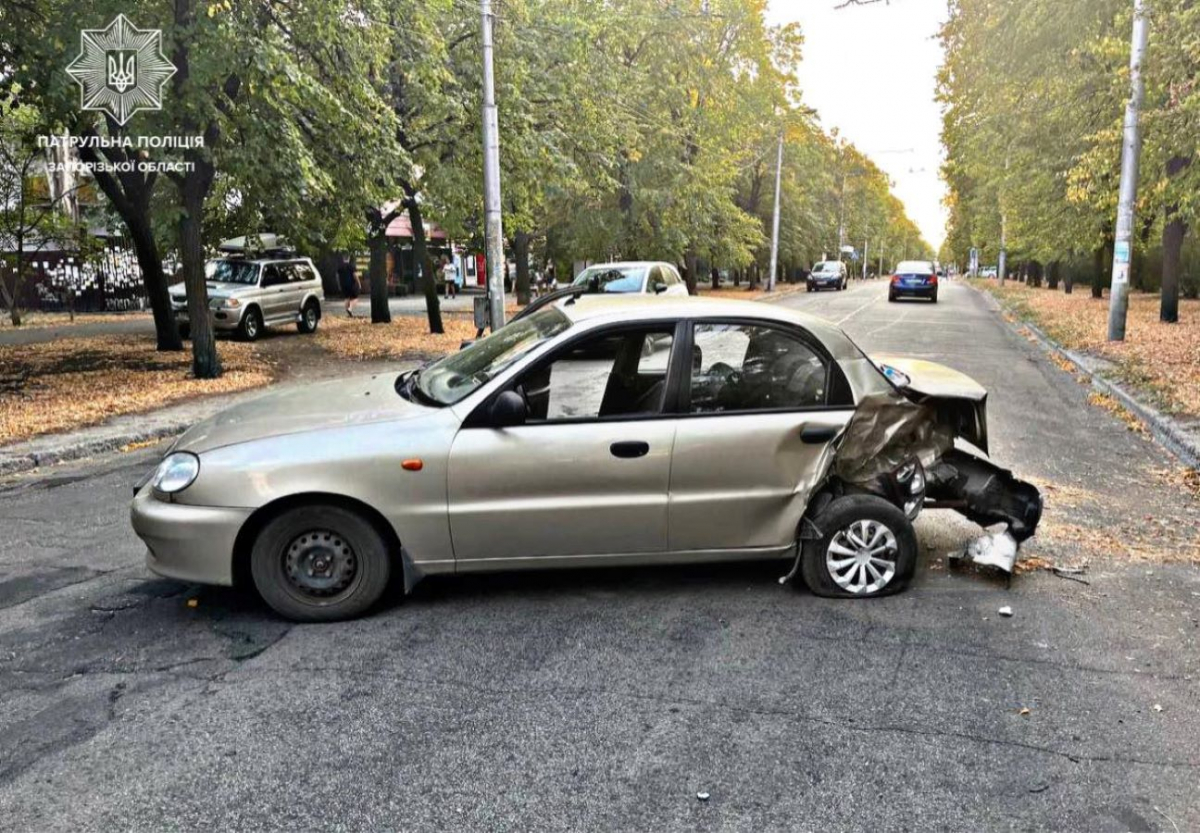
[1107,0,1149,341]
[878,239,885,278]
[480,0,506,331]
[862,235,869,280]
[998,145,1011,285]
[767,129,783,292]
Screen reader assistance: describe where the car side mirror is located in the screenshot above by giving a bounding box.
[487,390,527,427]
[653,283,668,294]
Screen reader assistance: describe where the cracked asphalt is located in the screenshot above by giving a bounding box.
[1,280,1198,831]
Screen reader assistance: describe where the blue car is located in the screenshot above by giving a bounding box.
[888,261,938,303]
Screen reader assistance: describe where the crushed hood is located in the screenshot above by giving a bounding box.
[871,355,989,454]
[174,372,432,454]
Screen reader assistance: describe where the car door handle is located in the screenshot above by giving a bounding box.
[610,441,650,459]
[800,425,839,444]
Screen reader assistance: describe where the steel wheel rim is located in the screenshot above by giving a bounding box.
[282,529,360,604]
[246,314,259,337]
[305,308,317,327]
[826,519,898,595]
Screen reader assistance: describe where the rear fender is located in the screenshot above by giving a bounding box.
[925,449,1042,542]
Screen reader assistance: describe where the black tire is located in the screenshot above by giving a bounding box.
[888,292,897,302]
[238,306,263,341]
[799,495,917,599]
[297,300,320,334]
[250,504,393,622]
[931,292,938,304]
[806,284,813,292]
[178,323,190,340]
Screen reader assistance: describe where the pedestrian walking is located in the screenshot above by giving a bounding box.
[338,254,359,317]
[441,255,459,299]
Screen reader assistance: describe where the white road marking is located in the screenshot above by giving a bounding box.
[835,288,883,325]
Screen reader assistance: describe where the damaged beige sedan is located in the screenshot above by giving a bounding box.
[131,297,1041,621]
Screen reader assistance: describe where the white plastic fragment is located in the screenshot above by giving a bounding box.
[953,529,1019,573]
[998,606,1014,617]
[696,792,710,801]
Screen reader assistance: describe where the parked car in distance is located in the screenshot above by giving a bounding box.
[131,296,1041,622]
[571,262,689,296]
[888,260,939,303]
[807,260,848,292]
[170,252,324,341]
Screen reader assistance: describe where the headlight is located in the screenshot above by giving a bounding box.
[223,298,241,308]
[152,452,200,494]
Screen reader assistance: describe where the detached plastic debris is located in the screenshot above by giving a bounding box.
[696,792,710,802]
[952,528,1019,573]
[998,605,1014,617]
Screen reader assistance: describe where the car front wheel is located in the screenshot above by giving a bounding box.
[799,495,917,598]
[238,306,263,341]
[250,504,393,621]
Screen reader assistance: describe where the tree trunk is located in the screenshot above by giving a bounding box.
[733,268,741,287]
[127,213,180,350]
[367,230,391,324]
[514,230,532,306]
[178,168,220,379]
[406,196,443,334]
[1091,243,1106,299]
[684,248,698,295]
[1047,260,1060,291]
[76,140,182,351]
[1161,215,1186,324]
[1161,155,1191,323]
[711,265,720,290]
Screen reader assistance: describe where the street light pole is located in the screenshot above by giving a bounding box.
[480,0,506,331]
[767,129,783,292]
[1107,0,1149,341]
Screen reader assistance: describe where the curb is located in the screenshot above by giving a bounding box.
[0,423,187,477]
[974,285,1200,469]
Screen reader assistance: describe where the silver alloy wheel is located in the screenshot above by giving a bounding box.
[305,306,317,329]
[825,519,898,595]
[245,313,259,338]
[283,529,359,601]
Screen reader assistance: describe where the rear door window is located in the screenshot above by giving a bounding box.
[689,323,829,413]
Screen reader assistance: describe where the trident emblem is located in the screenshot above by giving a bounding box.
[106,51,137,93]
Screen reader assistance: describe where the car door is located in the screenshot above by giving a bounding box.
[447,322,681,567]
[258,264,291,320]
[667,320,856,553]
[663,265,689,296]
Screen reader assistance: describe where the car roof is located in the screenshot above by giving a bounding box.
[557,295,862,359]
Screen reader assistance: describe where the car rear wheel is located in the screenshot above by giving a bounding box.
[238,306,263,341]
[931,292,938,304]
[250,504,392,622]
[888,292,897,302]
[799,495,917,599]
[296,301,320,334]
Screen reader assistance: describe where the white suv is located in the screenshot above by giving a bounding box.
[170,256,324,341]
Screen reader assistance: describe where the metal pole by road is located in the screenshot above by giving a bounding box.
[766,130,783,292]
[862,236,869,280]
[878,239,884,278]
[1107,0,1149,342]
[480,0,506,331]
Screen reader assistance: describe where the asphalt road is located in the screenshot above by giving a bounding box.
[2,279,1198,831]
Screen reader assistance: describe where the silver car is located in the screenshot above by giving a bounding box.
[170,256,324,341]
[572,261,690,296]
[131,297,1041,621]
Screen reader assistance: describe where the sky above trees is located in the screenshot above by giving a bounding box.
[768,0,949,250]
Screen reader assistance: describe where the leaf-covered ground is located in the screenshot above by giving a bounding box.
[0,336,275,445]
[977,279,1200,418]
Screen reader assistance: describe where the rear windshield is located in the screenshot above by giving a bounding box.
[894,261,934,275]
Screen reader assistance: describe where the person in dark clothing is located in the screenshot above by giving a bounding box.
[337,255,359,317]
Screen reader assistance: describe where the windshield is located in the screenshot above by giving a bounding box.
[206,259,260,285]
[813,262,839,274]
[416,308,572,405]
[572,265,647,293]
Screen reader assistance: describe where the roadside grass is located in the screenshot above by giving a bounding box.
[975,279,1200,418]
[0,336,274,445]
